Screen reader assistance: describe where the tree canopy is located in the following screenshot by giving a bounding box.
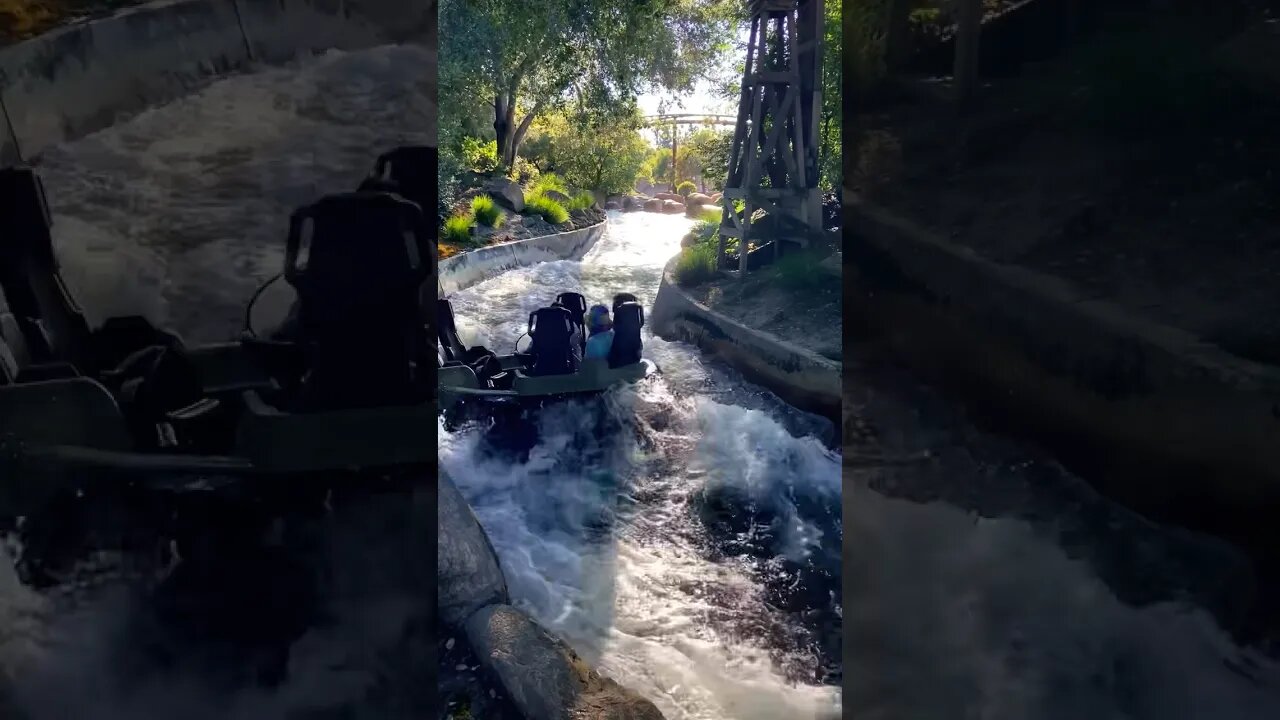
[440,0,739,169]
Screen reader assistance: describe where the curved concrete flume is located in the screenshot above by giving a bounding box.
[0,0,437,166]
[650,256,842,430]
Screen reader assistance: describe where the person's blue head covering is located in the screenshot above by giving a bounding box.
[587,304,612,334]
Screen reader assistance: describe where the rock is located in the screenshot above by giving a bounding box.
[485,178,525,212]
[604,201,620,210]
[466,605,666,720]
[655,192,683,203]
[681,233,700,248]
[686,192,713,206]
[661,200,685,214]
[643,198,664,212]
[709,192,723,203]
[543,190,571,204]
[437,471,509,627]
[685,203,716,218]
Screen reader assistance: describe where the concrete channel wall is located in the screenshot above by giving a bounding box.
[650,258,842,426]
[0,0,437,166]
[437,220,608,297]
[846,194,1280,540]
[439,471,664,720]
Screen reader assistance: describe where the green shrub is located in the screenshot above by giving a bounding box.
[673,242,718,287]
[460,137,499,174]
[566,191,595,211]
[508,156,540,185]
[442,213,474,244]
[529,173,568,195]
[524,192,570,224]
[676,181,696,198]
[470,194,504,227]
[691,217,720,245]
[698,207,721,223]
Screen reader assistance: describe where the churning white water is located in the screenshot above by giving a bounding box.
[439,212,844,719]
[33,44,435,343]
[441,210,1280,720]
[0,45,434,718]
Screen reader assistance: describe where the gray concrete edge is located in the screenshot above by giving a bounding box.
[650,257,842,424]
[437,218,609,297]
[439,469,664,720]
[0,0,436,166]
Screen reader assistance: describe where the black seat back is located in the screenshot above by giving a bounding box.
[285,191,431,410]
[608,301,644,368]
[362,146,438,217]
[528,305,578,376]
[436,299,468,363]
[612,293,638,312]
[556,292,588,350]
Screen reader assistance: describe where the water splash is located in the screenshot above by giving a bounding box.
[440,213,844,719]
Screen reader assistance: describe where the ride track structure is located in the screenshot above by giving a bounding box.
[719,0,825,274]
[641,113,737,193]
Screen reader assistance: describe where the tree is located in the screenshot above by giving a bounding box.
[539,111,651,195]
[819,0,842,190]
[684,127,734,190]
[440,0,738,170]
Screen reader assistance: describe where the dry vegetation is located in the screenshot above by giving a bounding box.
[0,0,144,44]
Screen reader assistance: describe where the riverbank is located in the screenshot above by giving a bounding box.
[0,0,142,45]
[652,245,842,433]
[852,13,1280,366]
[683,249,842,363]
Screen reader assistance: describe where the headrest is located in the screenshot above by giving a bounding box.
[529,305,573,335]
[613,301,644,327]
[370,146,437,215]
[285,191,430,296]
[556,292,588,319]
[612,293,639,312]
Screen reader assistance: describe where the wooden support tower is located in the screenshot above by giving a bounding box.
[718,0,824,274]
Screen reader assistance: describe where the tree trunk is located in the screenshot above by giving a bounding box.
[953,0,983,110]
[494,93,516,169]
[886,0,914,71]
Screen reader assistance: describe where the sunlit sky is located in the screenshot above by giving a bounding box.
[635,22,751,145]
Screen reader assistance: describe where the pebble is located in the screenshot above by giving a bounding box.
[456,664,468,671]
[446,637,455,651]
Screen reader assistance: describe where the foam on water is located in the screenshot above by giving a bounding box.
[0,45,435,718]
[845,484,1280,719]
[441,213,844,719]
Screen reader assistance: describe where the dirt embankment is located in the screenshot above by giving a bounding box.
[685,255,842,363]
[0,0,144,45]
[853,11,1280,366]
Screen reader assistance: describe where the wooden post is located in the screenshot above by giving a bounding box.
[953,0,982,109]
[671,124,679,192]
